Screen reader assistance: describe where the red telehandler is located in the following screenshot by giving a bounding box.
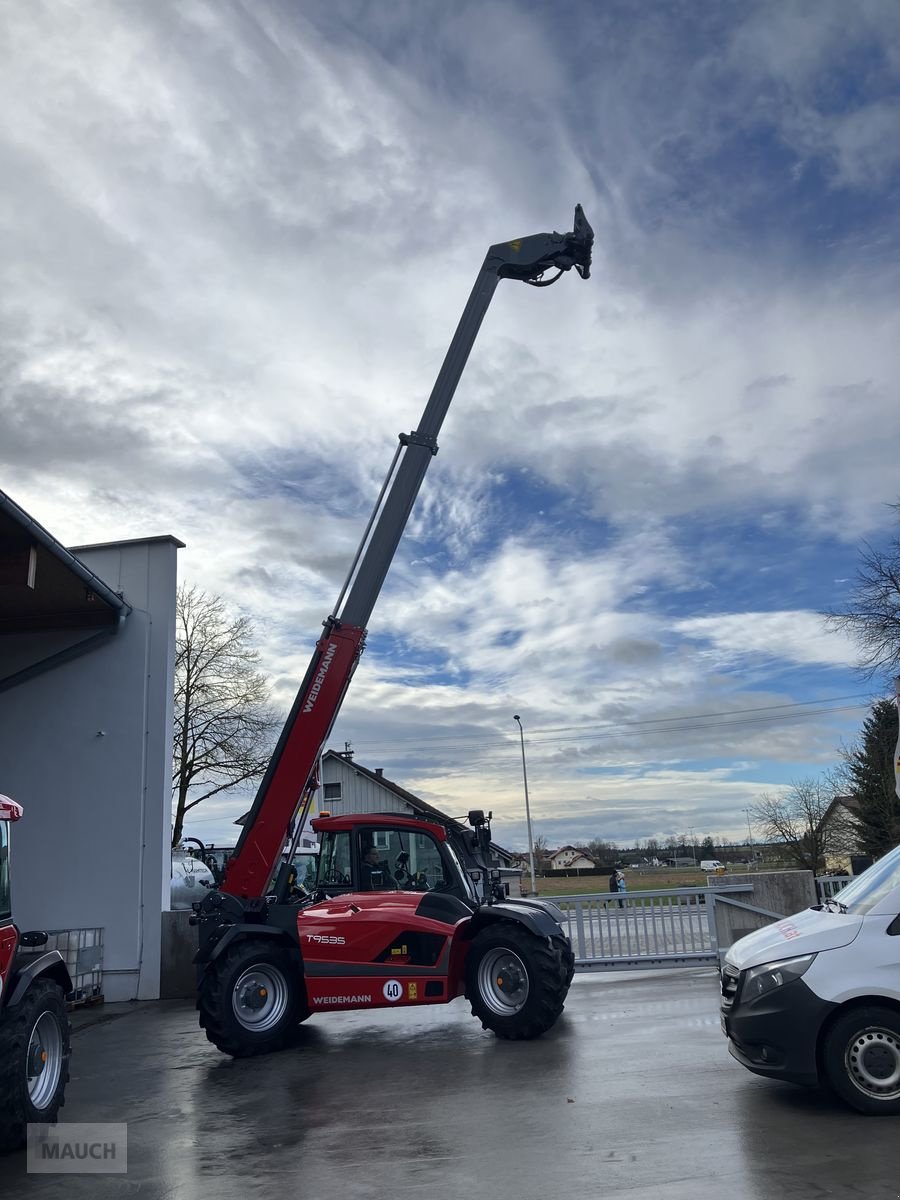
[0,797,72,1152]
[192,208,593,1056]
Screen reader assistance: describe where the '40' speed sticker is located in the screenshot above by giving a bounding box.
[383,980,402,1002]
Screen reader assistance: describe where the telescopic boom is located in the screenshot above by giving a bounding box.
[221,207,593,898]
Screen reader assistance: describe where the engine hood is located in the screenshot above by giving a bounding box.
[725,907,862,971]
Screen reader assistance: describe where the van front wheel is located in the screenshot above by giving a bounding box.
[822,1006,900,1115]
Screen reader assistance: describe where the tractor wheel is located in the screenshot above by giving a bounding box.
[198,938,307,1058]
[466,924,569,1040]
[0,979,71,1154]
[822,1006,900,1115]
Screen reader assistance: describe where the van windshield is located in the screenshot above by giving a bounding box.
[830,843,900,916]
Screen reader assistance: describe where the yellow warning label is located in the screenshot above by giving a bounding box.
[509,239,521,252]
[407,982,418,1000]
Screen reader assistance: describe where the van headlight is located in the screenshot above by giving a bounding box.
[744,954,816,999]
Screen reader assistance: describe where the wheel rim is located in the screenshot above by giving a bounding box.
[845,1026,900,1101]
[232,965,290,1032]
[477,947,530,1016]
[27,1011,64,1110]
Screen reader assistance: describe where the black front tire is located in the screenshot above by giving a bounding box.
[466,924,569,1040]
[822,1006,900,1115]
[198,938,307,1058]
[0,980,71,1154]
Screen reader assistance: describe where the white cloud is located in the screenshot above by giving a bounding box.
[1,2,896,849]
[674,611,859,669]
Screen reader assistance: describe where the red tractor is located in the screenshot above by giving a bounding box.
[196,810,575,1055]
[191,208,593,1056]
[0,797,72,1153]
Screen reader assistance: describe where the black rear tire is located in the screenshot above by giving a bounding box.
[0,979,71,1154]
[554,936,575,990]
[822,1006,900,1115]
[466,924,569,1040]
[198,938,307,1058]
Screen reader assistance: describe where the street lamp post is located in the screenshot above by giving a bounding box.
[743,808,754,868]
[689,827,697,868]
[513,715,537,896]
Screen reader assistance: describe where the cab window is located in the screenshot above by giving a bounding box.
[317,832,352,888]
[0,822,10,921]
[358,828,451,892]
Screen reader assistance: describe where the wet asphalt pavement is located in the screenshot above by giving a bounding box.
[4,968,900,1199]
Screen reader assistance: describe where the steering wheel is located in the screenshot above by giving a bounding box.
[394,857,429,890]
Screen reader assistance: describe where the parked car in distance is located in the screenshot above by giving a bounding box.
[701,860,726,874]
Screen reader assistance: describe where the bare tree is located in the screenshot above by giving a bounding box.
[587,837,617,864]
[826,502,900,677]
[751,777,856,874]
[172,585,281,847]
[531,834,550,872]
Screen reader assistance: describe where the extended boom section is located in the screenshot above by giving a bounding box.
[220,207,593,900]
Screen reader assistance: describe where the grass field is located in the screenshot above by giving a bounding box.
[525,868,709,897]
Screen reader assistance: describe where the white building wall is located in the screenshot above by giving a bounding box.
[0,538,179,1000]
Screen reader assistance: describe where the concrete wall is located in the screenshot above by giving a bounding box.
[160,910,196,1000]
[710,871,817,950]
[0,538,179,1000]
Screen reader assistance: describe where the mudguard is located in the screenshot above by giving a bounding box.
[7,950,71,1007]
[469,900,568,943]
[194,922,300,967]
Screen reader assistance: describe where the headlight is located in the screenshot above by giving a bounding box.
[744,954,816,999]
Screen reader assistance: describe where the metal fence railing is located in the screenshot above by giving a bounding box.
[553,886,756,971]
[815,875,852,903]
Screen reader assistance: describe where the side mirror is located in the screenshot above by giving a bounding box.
[19,930,49,948]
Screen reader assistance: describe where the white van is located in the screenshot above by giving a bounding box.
[720,842,900,1114]
[701,860,726,874]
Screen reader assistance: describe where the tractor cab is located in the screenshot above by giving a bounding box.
[311,813,481,907]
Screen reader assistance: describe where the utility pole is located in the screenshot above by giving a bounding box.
[513,715,537,896]
[743,808,754,869]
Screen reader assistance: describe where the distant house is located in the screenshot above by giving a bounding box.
[819,794,870,873]
[233,749,518,881]
[547,846,596,871]
[508,850,552,874]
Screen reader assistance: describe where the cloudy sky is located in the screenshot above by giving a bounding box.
[2,0,899,852]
